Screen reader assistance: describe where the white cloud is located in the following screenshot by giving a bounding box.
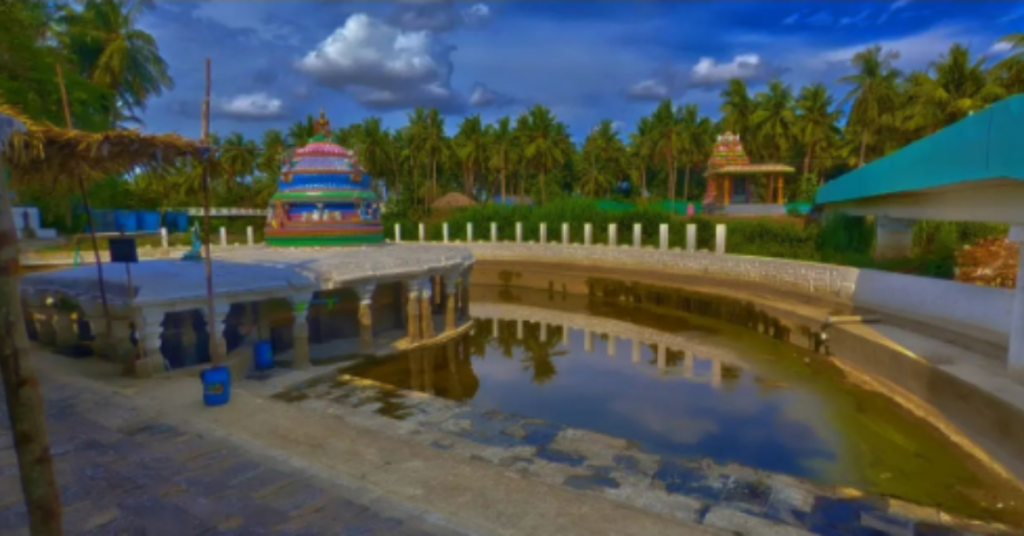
[690,54,782,87]
[468,83,515,107]
[625,79,672,101]
[878,0,912,24]
[390,0,491,32]
[464,4,491,27]
[214,92,286,120]
[191,3,297,45]
[838,10,872,26]
[988,40,1014,56]
[295,13,464,112]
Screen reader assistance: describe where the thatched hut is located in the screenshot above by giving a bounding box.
[431,192,477,211]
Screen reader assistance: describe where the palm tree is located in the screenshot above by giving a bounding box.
[218,132,257,201]
[407,107,446,204]
[905,44,1004,134]
[751,80,796,163]
[286,115,316,147]
[518,105,569,204]
[650,99,679,204]
[354,117,394,192]
[628,115,655,198]
[454,114,488,198]
[58,0,173,127]
[794,84,842,181]
[719,79,756,139]
[675,104,714,200]
[839,45,902,167]
[578,120,627,197]
[487,116,514,202]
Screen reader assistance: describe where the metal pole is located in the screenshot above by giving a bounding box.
[201,58,221,364]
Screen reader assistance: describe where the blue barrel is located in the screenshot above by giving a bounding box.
[114,210,137,233]
[136,210,160,232]
[165,211,189,232]
[200,366,231,406]
[253,341,274,371]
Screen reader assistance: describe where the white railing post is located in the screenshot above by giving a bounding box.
[584,223,593,246]
[633,223,642,248]
[491,222,498,243]
[394,223,402,243]
[608,223,617,247]
[246,225,254,246]
[515,222,523,243]
[686,224,697,252]
[467,222,474,243]
[160,227,169,249]
[418,222,425,242]
[715,224,727,254]
[540,223,548,245]
[659,224,668,250]
[443,222,450,243]
[562,223,570,245]
[219,226,227,247]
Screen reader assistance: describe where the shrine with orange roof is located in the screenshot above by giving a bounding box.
[704,132,795,215]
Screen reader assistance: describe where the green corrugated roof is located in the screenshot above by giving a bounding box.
[816,94,1024,205]
[272,190,377,202]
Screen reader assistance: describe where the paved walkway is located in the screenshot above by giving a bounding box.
[0,381,465,536]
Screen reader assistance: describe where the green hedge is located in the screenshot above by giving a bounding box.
[383,199,1009,279]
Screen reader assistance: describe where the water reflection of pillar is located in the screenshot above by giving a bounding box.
[424,351,435,394]
[420,278,435,339]
[631,339,641,363]
[516,318,524,340]
[409,351,422,391]
[406,281,421,343]
[444,272,459,332]
[683,352,694,378]
[562,325,570,347]
[356,282,376,352]
[540,322,548,343]
[657,345,667,371]
[445,340,463,399]
[607,335,616,358]
[711,357,722,388]
[584,330,593,353]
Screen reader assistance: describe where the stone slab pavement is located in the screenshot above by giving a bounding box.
[0,382,468,536]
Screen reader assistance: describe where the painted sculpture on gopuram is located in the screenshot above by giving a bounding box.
[704,132,794,208]
[264,110,383,247]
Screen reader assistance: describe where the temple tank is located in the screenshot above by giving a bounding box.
[200,366,231,406]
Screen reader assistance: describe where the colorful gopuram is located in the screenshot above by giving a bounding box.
[265,110,383,247]
[704,132,794,206]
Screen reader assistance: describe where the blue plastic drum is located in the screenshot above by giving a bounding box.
[253,341,274,371]
[200,366,231,406]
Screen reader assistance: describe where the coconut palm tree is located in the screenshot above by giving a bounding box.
[751,79,796,163]
[675,104,714,200]
[719,79,756,139]
[218,132,257,200]
[628,115,655,198]
[487,116,514,202]
[353,116,394,192]
[578,120,627,197]
[794,84,842,181]
[904,44,1005,134]
[454,114,488,198]
[839,45,902,167]
[286,115,316,147]
[518,105,569,204]
[650,99,680,204]
[58,0,173,127]
[407,107,446,204]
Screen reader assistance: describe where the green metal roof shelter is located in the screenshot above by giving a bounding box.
[816,94,1024,225]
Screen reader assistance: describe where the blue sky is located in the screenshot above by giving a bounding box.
[137,1,1021,143]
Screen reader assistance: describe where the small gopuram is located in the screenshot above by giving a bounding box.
[265,110,383,246]
[704,132,794,212]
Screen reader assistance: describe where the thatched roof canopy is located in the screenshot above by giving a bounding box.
[0,104,205,185]
[432,192,477,210]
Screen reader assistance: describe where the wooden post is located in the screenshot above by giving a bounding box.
[201,58,221,364]
[723,176,732,205]
[776,175,785,204]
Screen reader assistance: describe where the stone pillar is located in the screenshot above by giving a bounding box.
[608,224,617,247]
[607,335,616,358]
[776,176,785,204]
[562,223,570,245]
[288,295,311,369]
[418,222,425,243]
[467,222,474,243]
[109,318,137,365]
[419,278,435,339]
[875,216,915,260]
[246,226,254,246]
[356,282,376,352]
[631,339,641,363]
[444,274,460,332]
[160,227,169,249]
[201,302,232,363]
[723,176,732,205]
[715,224,726,254]
[657,345,667,370]
[515,222,523,243]
[686,224,697,252]
[490,222,498,243]
[1009,225,1024,373]
[254,301,271,340]
[584,223,593,246]
[584,330,593,353]
[443,222,449,243]
[135,308,165,377]
[406,280,422,343]
[53,311,78,350]
[659,224,668,250]
[219,226,227,247]
[633,223,642,248]
[540,223,548,245]
[394,223,402,242]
